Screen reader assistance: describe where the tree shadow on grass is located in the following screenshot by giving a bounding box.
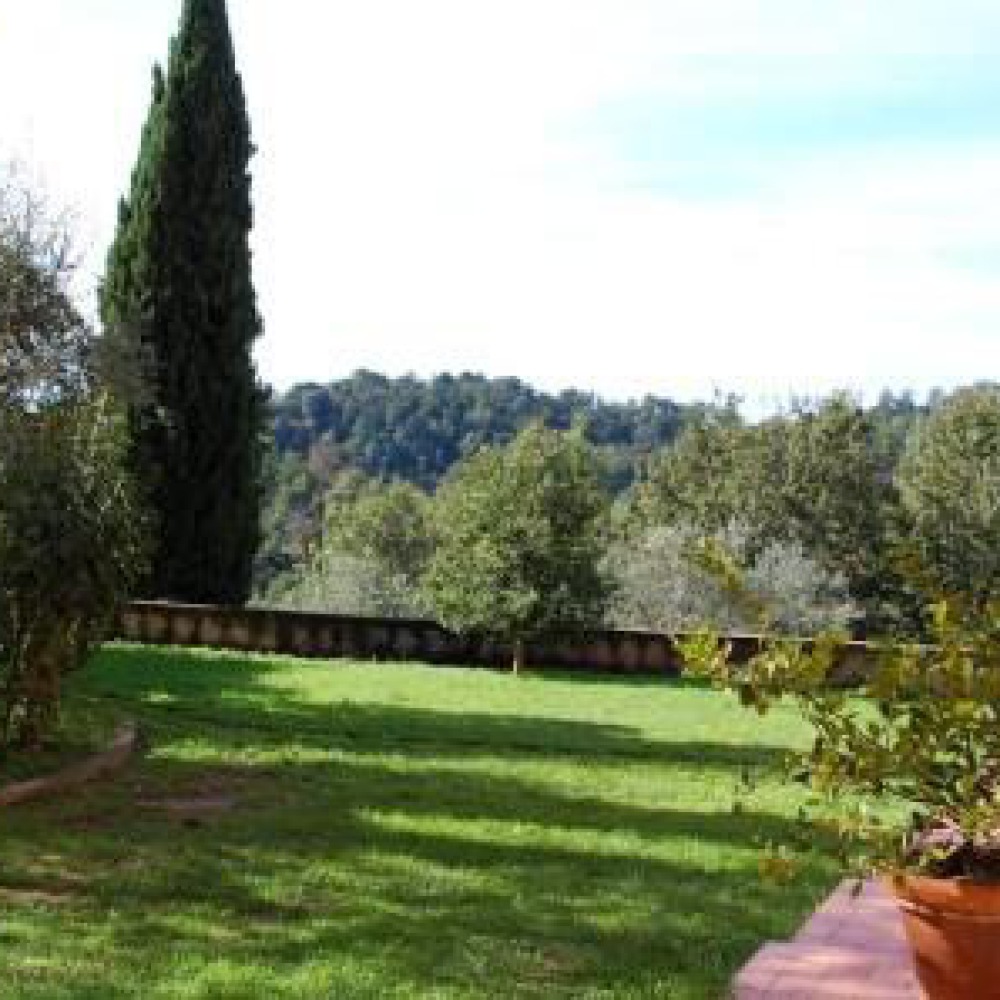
[81,645,793,771]
[529,667,715,691]
[0,745,836,1000]
[0,644,832,997]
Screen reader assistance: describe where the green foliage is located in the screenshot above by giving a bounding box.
[782,398,903,622]
[260,379,945,634]
[631,403,745,532]
[606,522,857,635]
[682,551,1000,878]
[0,400,147,747]
[0,168,148,748]
[101,0,265,605]
[634,395,908,631]
[869,389,926,476]
[258,374,695,598]
[897,384,1000,607]
[268,476,433,617]
[0,165,88,405]
[322,480,433,583]
[423,423,613,666]
[253,450,324,595]
[272,371,690,491]
[268,552,422,618]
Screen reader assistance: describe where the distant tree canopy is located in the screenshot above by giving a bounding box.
[321,480,434,584]
[257,379,934,633]
[102,0,265,605]
[257,372,696,597]
[271,371,691,491]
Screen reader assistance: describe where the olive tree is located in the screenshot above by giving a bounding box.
[268,477,433,617]
[605,521,856,635]
[423,423,613,672]
[321,480,434,585]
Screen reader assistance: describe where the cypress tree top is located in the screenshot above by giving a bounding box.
[102,0,265,605]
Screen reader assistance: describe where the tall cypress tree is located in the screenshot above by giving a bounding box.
[102,0,264,604]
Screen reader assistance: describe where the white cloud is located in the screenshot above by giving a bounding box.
[1,1,998,407]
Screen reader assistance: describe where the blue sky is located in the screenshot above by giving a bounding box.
[585,56,1000,194]
[1,1,998,409]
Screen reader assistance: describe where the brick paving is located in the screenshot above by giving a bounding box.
[732,879,924,999]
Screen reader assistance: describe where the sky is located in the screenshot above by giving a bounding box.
[1,1,999,410]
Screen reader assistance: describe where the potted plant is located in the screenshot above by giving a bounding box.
[681,563,1000,1000]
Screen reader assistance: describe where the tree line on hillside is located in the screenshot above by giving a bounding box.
[265,386,1000,651]
[257,372,704,592]
[273,371,693,489]
[260,375,925,595]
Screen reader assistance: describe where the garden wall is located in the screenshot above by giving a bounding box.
[114,602,878,677]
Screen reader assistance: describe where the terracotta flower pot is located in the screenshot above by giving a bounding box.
[887,874,1000,999]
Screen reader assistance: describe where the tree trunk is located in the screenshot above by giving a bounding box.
[512,639,525,676]
[17,624,63,750]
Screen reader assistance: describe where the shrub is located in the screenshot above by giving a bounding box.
[0,399,147,746]
[0,166,148,748]
[683,589,1000,879]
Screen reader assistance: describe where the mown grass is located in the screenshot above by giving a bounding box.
[0,646,841,999]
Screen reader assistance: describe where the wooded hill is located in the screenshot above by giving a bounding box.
[260,371,700,593]
[258,374,927,601]
[271,370,693,492]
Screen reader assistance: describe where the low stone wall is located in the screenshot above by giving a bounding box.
[114,601,879,677]
[115,602,685,673]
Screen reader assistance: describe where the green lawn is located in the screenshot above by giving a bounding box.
[0,646,840,999]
